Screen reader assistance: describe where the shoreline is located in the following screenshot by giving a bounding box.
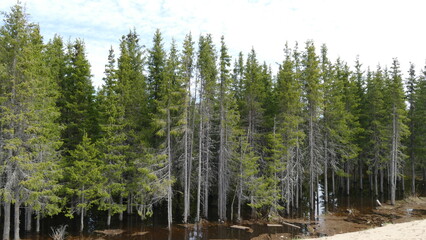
[316,219,426,240]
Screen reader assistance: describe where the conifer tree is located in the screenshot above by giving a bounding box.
[150,39,184,228]
[97,47,127,226]
[301,41,322,210]
[414,64,426,193]
[116,30,148,217]
[59,39,99,153]
[406,63,417,195]
[273,43,304,213]
[365,66,387,195]
[217,36,239,221]
[196,34,217,221]
[387,59,408,204]
[0,4,62,239]
[180,33,194,223]
[65,133,106,232]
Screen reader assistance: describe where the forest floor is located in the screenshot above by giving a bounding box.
[251,196,426,240]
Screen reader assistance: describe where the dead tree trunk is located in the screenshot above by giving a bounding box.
[3,201,11,240]
[25,206,32,232]
[324,138,328,203]
[167,109,173,229]
[14,199,20,240]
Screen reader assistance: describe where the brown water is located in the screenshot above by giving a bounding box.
[17,184,422,240]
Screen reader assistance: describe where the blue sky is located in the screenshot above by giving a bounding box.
[1,0,425,87]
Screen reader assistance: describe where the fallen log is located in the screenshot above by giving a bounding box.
[266,223,283,227]
[131,231,148,236]
[230,225,253,232]
[281,221,301,229]
[94,229,125,235]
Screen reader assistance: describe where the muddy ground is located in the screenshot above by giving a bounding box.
[251,197,426,240]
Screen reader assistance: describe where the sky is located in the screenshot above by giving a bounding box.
[1,0,425,87]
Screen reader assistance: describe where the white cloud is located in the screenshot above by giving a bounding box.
[1,0,426,87]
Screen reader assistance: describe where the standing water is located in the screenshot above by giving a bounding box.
[15,184,417,239]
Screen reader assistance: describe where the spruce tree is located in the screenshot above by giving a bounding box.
[406,63,417,195]
[387,58,408,204]
[180,33,194,223]
[301,40,322,210]
[365,66,387,195]
[414,64,426,193]
[116,30,148,217]
[66,133,106,232]
[59,39,99,153]
[97,47,127,226]
[196,34,217,221]
[217,36,239,221]
[0,4,62,239]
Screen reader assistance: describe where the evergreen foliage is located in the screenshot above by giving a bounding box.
[2,4,426,236]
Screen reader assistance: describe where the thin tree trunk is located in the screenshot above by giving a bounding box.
[412,156,415,195]
[80,207,84,233]
[119,195,123,221]
[183,106,189,223]
[196,102,203,222]
[3,201,11,240]
[295,174,299,209]
[346,163,350,196]
[167,109,172,229]
[380,168,384,194]
[324,139,328,203]
[374,167,378,196]
[423,168,426,194]
[218,97,226,221]
[390,110,397,205]
[36,211,40,233]
[203,123,210,219]
[25,206,32,232]
[107,208,111,227]
[331,169,335,197]
[14,200,20,240]
[309,114,314,210]
[359,158,363,190]
[237,137,243,221]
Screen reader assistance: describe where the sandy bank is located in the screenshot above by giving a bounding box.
[318,219,426,240]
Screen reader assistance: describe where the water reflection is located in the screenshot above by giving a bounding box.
[19,182,412,240]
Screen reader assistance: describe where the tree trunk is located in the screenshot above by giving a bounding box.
[203,129,210,219]
[14,200,20,240]
[412,156,415,195]
[359,158,363,190]
[346,163,350,196]
[167,109,172,229]
[380,168,384,194]
[3,201,11,240]
[237,139,243,222]
[183,106,190,223]
[36,211,40,233]
[25,206,32,232]
[309,115,314,210]
[107,208,111,226]
[80,207,84,232]
[374,167,378,196]
[332,170,335,197]
[127,193,132,214]
[423,168,426,194]
[390,106,397,205]
[324,139,328,203]
[218,99,226,221]
[119,195,123,221]
[196,105,203,222]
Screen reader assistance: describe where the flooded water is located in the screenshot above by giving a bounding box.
[15,183,425,240]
